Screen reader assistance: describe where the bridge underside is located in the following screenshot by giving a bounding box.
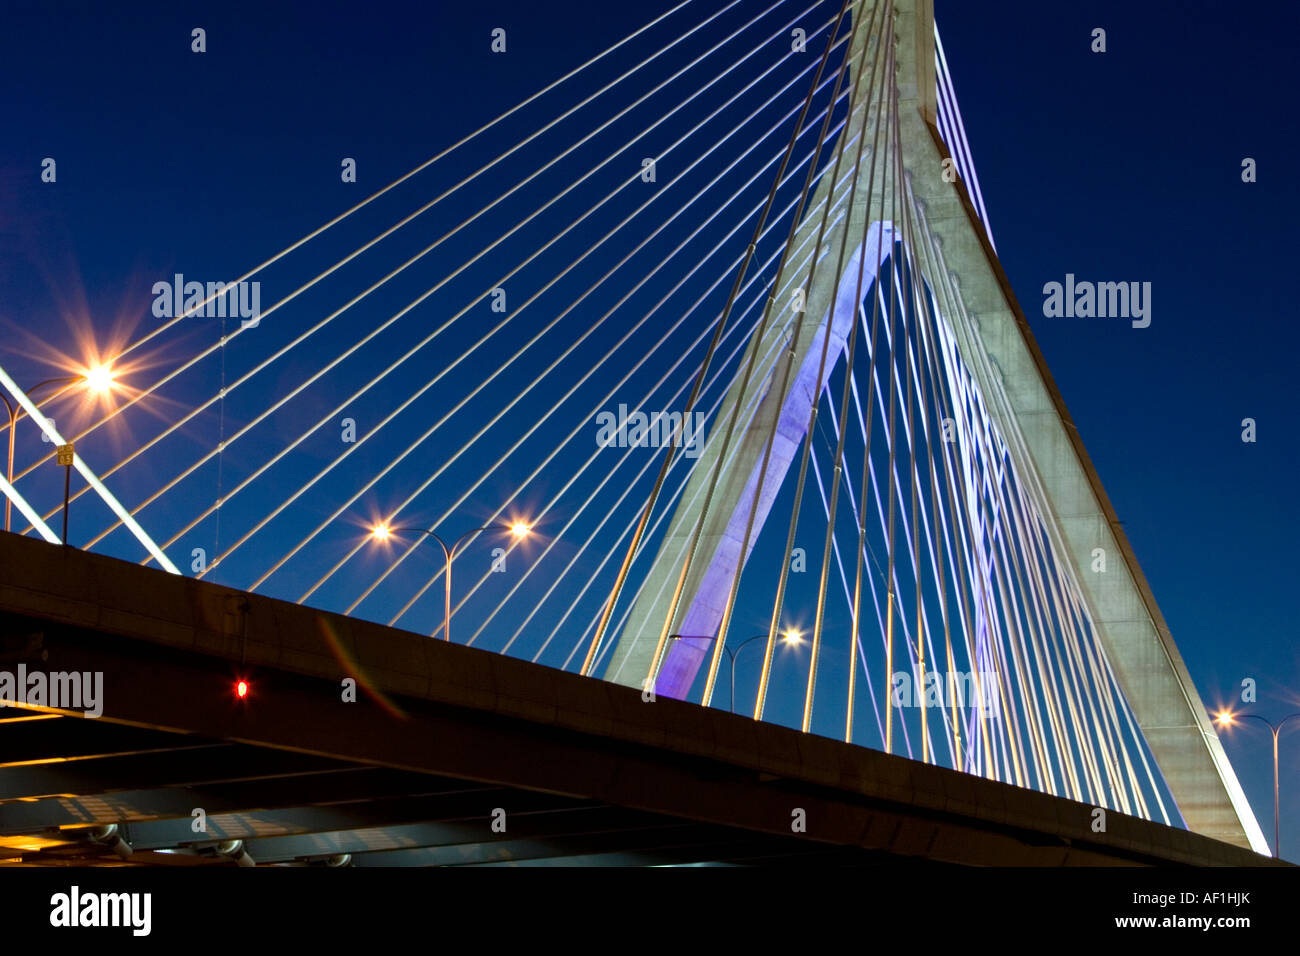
[0,534,1272,867]
[0,715,882,868]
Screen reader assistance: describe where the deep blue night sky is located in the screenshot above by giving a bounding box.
[2,0,1296,855]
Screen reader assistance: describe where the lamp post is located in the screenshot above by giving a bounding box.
[1214,709,1300,858]
[0,366,116,533]
[370,520,530,643]
[668,629,803,712]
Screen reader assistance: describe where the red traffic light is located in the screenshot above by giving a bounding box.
[235,680,249,699]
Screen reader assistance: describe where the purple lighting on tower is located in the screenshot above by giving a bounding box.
[654,223,897,700]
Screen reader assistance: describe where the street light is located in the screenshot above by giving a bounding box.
[668,629,802,713]
[369,519,531,643]
[1214,709,1300,858]
[0,366,118,533]
[82,365,116,394]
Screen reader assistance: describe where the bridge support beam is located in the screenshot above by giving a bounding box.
[604,0,1267,853]
[602,5,894,698]
[605,224,895,699]
[883,3,1266,854]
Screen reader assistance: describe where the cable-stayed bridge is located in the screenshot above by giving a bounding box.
[0,0,1272,864]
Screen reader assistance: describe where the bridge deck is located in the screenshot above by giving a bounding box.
[0,533,1274,866]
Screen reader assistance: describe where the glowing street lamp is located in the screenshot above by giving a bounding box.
[82,364,116,394]
[1214,709,1300,858]
[0,366,119,533]
[667,628,802,713]
[368,519,531,643]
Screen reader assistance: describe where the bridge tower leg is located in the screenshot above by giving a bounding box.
[600,0,895,699]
